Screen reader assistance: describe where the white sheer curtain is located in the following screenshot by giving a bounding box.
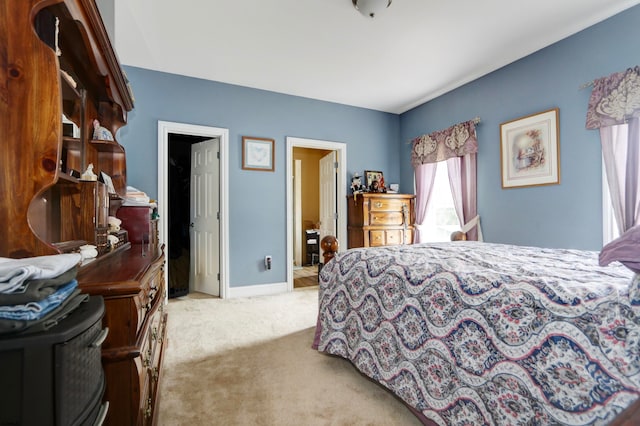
[446,154,481,241]
[600,119,640,233]
[414,163,438,243]
[586,66,640,233]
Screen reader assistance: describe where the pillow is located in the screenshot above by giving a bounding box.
[599,224,640,273]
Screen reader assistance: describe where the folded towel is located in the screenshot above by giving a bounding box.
[0,266,78,306]
[0,253,82,294]
[0,290,87,335]
[0,280,78,321]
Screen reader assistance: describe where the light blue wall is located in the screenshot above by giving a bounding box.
[117,68,399,287]
[399,4,640,251]
[119,5,639,289]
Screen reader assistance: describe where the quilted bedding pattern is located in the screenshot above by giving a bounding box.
[313,242,640,425]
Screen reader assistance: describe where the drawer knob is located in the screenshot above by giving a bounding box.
[374,202,383,208]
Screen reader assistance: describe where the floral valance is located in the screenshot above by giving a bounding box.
[411,119,478,166]
[586,66,640,130]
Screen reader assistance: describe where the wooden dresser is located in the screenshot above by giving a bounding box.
[78,245,167,425]
[347,193,416,248]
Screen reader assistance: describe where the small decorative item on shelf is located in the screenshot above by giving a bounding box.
[92,119,114,141]
[350,173,365,195]
[100,171,116,194]
[79,244,98,260]
[107,234,119,249]
[95,227,109,254]
[378,175,387,193]
[108,216,121,232]
[80,163,97,181]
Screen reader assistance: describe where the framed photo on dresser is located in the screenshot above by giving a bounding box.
[364,170,383,190]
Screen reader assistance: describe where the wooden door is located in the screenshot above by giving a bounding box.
[319,151,337,258]
[190,139,220,296]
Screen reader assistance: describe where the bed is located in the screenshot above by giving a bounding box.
[312,240,640,425]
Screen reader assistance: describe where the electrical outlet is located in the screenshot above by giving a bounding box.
[265,255,272,270]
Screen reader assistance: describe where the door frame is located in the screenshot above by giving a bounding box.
[158,121,230,299]
[286,137,347,292]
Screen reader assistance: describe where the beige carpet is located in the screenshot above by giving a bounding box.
[157,288,422,425]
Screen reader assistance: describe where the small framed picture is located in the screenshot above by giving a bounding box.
[242,136,275,172]
[364,170,384,191]
[500,108,560,189]
[100,171,116,194]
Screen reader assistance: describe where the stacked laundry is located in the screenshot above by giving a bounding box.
[0,253,88,335]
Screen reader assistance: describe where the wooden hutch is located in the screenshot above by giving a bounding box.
[0,0,167,424]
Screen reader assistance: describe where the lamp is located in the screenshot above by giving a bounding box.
[352,0,392,18]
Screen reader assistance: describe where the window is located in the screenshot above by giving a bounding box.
[602,156,620,245]
[421,161,458,242]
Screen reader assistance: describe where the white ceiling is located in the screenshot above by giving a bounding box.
[114,0,640,114]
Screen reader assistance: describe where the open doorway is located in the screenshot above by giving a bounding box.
[167,134,221,298]
[292,147,332,288]
[286,137,347,292]
[158,122,230,299]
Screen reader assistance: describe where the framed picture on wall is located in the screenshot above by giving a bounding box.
[242,136,275,171]
[500,108,560,189]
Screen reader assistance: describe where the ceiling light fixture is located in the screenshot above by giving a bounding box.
[352,0,392,19]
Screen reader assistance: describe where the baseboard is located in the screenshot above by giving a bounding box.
[227,281,288,298]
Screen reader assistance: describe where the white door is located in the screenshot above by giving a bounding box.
[293,159,302,267]
[190,139,220,296]
[319,151,337,259]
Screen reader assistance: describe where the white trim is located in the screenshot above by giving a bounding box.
[157,121,230,299]
[227,282,288,299]
[286,137,347,293]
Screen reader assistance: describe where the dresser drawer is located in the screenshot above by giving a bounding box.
[369,211,404,226]
[385,230,404,245]
[369,229,405,246]
[368,198,408,212]
[369,230,386,246]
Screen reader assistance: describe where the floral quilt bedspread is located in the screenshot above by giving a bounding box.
[313,242,640,425]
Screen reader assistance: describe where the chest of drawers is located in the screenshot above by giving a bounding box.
[347,193,415,248]
[78,245,167,426]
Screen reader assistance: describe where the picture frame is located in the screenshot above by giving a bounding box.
[364,170,384,191]
[242,136,275,172]
[500,108,560,189]
[100,171,116,194]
